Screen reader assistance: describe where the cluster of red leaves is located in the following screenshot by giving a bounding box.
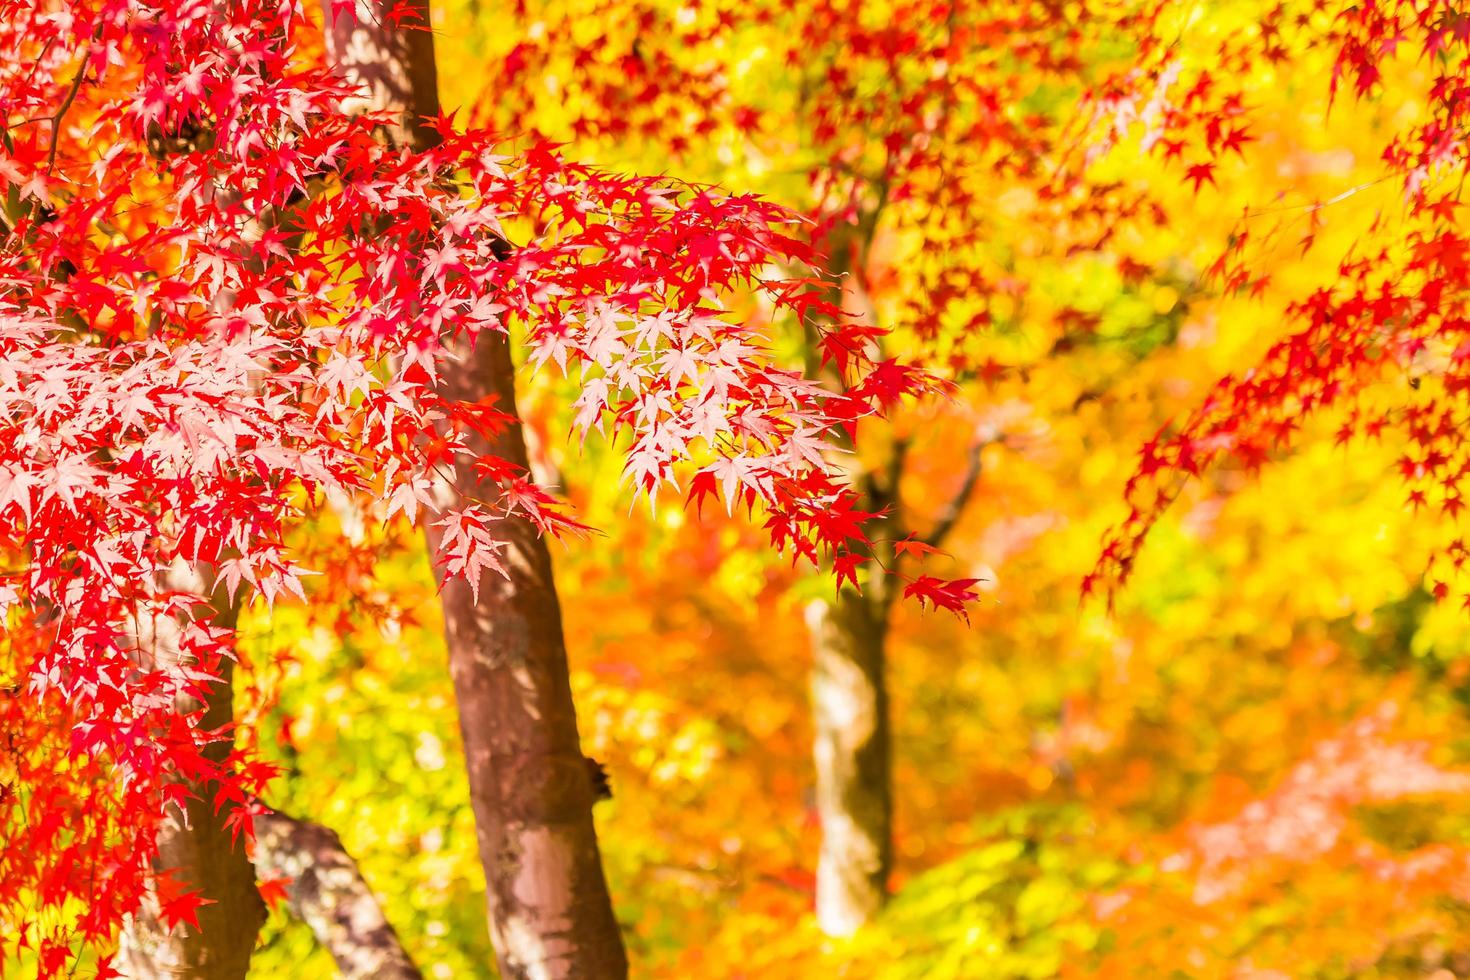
[469,0,1198,623]
[761,0,1171,362]
[1089,0,1470,601]
[0,622,155,975]
[0,0,963,968]
[477,0,1177,375]
[479,0,736,155]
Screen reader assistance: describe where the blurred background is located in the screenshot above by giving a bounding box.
[238,0,1470,976]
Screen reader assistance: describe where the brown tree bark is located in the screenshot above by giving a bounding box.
[116,583,266,979]
[323,4,628,977]
[322,0,443,152]
[253,813,422,980]
[423,333,628,980]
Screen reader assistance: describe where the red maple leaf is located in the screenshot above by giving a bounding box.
[155,877,216,934]
[892,534,943,561]
[902,575,983,621]
[257,877,292,913]
[1185,161,1217,193]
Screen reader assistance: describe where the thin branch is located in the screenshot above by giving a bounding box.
[919,436,992,549]
[46,52,89,175]
[14,35,58,98]
[1241,176,1392,220]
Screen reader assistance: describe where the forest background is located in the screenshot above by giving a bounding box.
[264,0,1470,974]
[4,0,1470,976]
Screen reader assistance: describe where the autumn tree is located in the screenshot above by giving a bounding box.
[0,0,967,976]
[1068,2,1470,969]
[427,0,1470,970]
[322,1,626,974]
[447,0,1183,935]
[7,0,1461,974]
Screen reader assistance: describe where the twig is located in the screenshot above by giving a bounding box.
[919,435,994,548]
[46,52,89,174]
[1241,176,1391,220]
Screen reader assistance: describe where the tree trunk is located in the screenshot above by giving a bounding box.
[116,589,266,979]
[806,588,892,938]
[322,0,442,152]
[802,224,896,937]
[253,813,422,980]
[115,5,273,965]
[424,332,628,979]
[324,4,629,977]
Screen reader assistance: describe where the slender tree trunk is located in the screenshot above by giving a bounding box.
[108,4,274,965]
[324,5,628,976]
[805,433,976,938]
[253,813,422,980]
[423,333,628,979]
[806,586,892,938]
[116,584,266,979]
[803,225,897,937]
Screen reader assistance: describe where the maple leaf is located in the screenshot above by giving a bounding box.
[892,534,943,561]
[833,552,864,594]
[902,575,983,620]
[432,509,508,603]
[1185,161,1217,193]
[1221,126,1255,158]
[686,469,719,516]
[257,877,292,912]
[155,878,216,934]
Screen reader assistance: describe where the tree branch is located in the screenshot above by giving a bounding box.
[919,437,991,549]
[253,812,423,980]
[46,47,90,174]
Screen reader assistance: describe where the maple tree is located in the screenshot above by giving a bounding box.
[6,0,1470,975]
[430,0,1470,973]
[442,0,1187,935]
[1091,0,1470,601]
[0,0,974,975]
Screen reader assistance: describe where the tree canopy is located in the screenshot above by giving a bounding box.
[3,0,1470,976]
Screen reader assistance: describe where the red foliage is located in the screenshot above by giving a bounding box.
[0,0,969,969]
[1094,0,1470,601]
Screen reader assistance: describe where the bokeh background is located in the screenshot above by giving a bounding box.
[234,0,1470,976]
